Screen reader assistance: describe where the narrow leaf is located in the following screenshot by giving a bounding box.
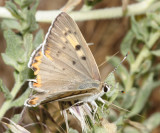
[0,80,12,100]
[23,33,33,61]
[127,73,160,118]
[3,30,24,63]
[11,88,30,107]
[1,19,21,31]
[2,118,30,133]
[151,49,160,56]
[5,1,23,20]
[143,113,160,133]
[33,29,44,49]
[120,30,135,64]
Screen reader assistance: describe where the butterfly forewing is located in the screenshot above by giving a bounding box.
[43,12,100,80]
[25,12,101,107]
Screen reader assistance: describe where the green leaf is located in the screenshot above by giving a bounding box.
[94,126,108,133]
[150,64,160,72]
[20,68,33,81]
[14,0,21,5]
[25,11,38,33]
[3,30,23,60]
[147,31,160,48]
[115,115,125,126]
[5,1,23,20]
[30,0,39,14]
[69,128,79,133]
[2,30,25,71]
[127,73,160,118]
[11,88,30,107]
[105,71,116,88]
[123,126,140,133]
[106,83,119,104]
[1,19,21,31]
[23,33,33,62]
[85,0,102,6]
[21,0,34,9]
[21,0,39,34]
[0,80,12,100]
[130,46,150,74]
[1,53,19,70]
[120,30,135,64]
[147,12,160,30]
[151,49,160,56]
[143,113,160,133]
[131,16,148,43]
[11,114,21,123]
[122,88,137,109]
[33,29,44,49]
[138,59,152,74]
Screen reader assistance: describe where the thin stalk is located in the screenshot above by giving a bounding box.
[0,74,23,119]
[0,0,158,23]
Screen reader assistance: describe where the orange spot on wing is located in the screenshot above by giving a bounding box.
[32,51,43,75]
[34,68,40,75]
[33,82,41,87]
[28,97,39,105]
[45,49,53,61]
[33,74,42,88]
[36,75,41,83]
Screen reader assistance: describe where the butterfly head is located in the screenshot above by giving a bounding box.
[102,83,111,93]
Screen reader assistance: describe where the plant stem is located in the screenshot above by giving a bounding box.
[131,46,150,74]
[0,0,158,23]
[0,74,22,120]
[0,101,11,119]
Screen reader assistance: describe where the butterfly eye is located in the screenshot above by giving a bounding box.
[103,85,110,92]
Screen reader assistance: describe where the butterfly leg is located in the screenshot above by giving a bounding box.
[98,97,105,113]
[62,110,69,133]
[91,101,98,121]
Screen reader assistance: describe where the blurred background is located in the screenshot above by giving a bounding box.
[0,0,160,133]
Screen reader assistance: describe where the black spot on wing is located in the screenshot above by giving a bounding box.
[33,60,38,63]
[75,45,81,50]
[32,67,37,71]
[65,41,68,44]
[81,56,86,60]
[68,30,72,33]
[72,61,76,65]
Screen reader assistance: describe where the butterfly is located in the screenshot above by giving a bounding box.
[24,12,112,125]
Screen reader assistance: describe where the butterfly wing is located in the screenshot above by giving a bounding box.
[43,12,100,80]
[25,12,101,107]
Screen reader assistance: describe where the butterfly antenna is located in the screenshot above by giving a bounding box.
[98,51,119,68]
[103,100,144,118]
[106,52,129,81]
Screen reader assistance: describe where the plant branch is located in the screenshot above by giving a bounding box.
[0,74,23,119]
[0,0,158,23]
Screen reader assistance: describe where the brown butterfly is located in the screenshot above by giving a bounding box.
[24,12,111,109]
